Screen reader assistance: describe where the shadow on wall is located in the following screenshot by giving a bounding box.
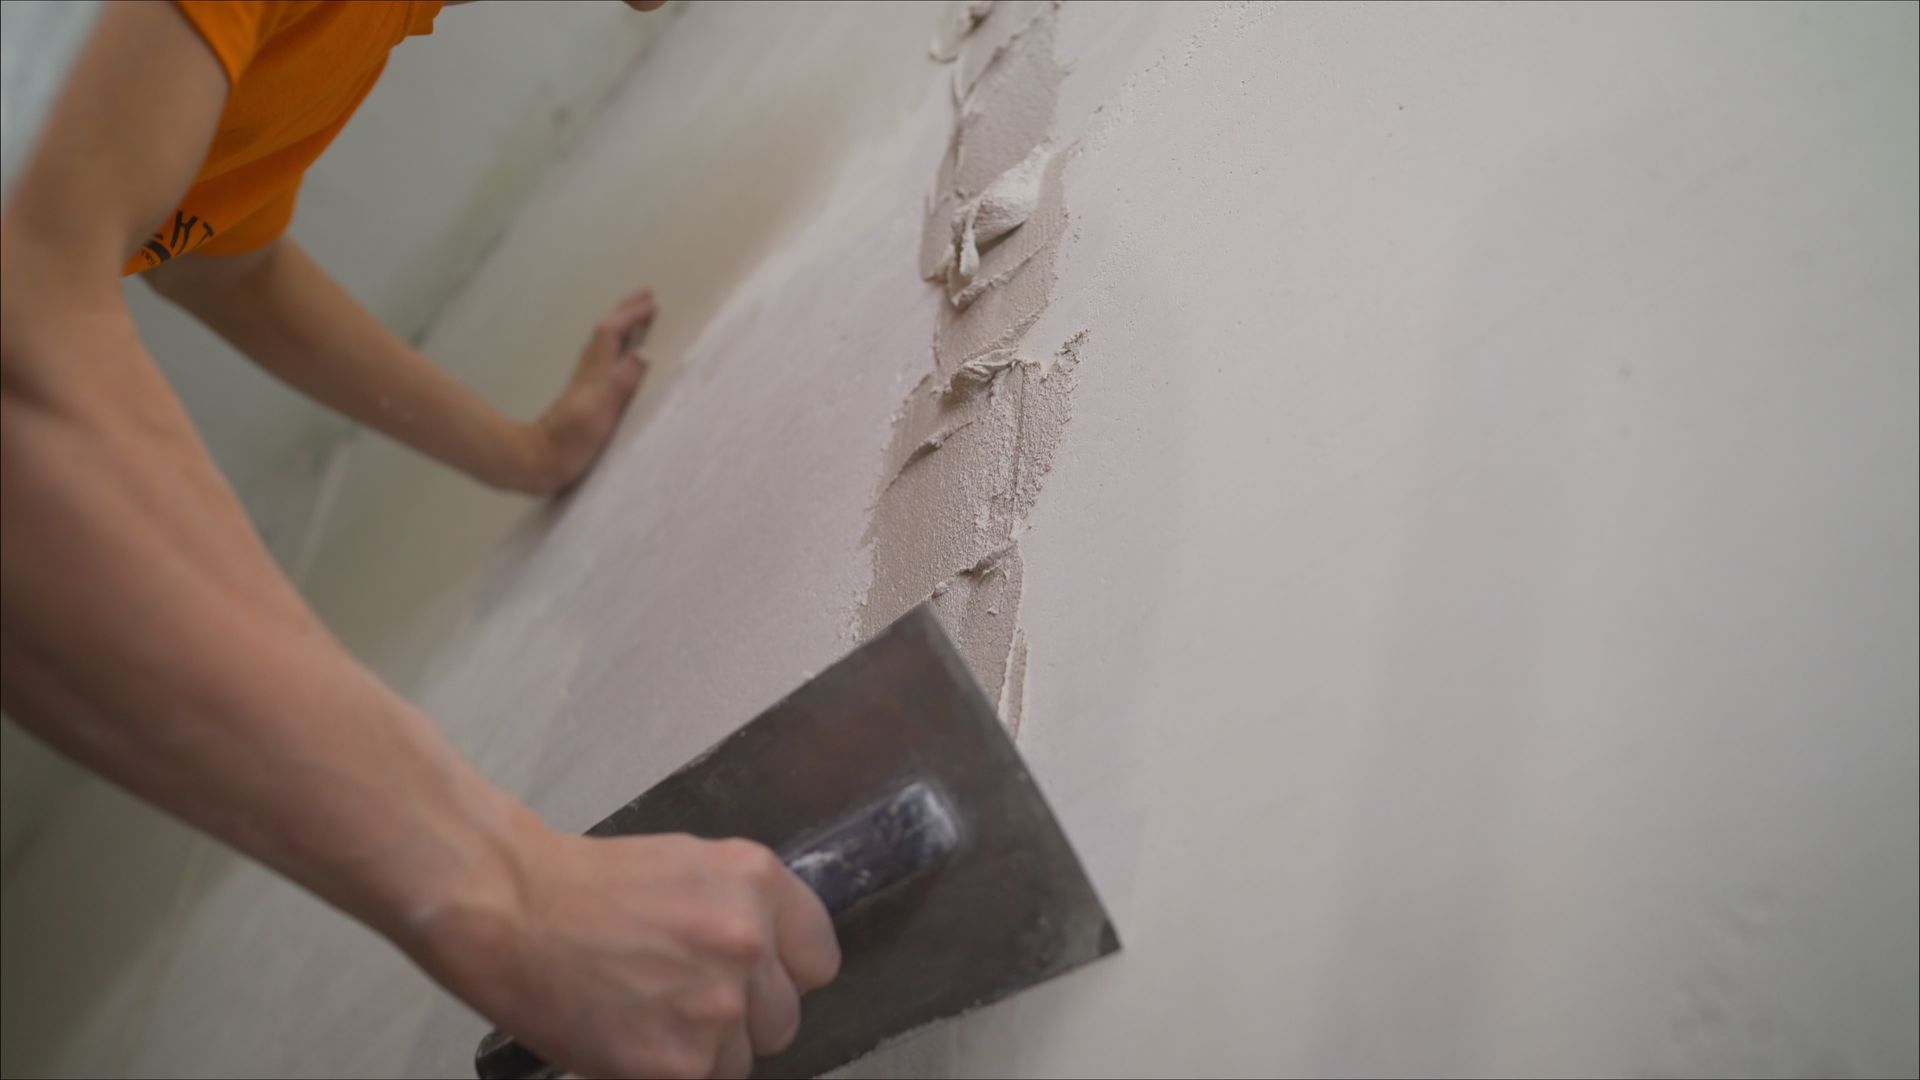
[1300,138,1589,1074]
[0,721,81,868]
[0,778,214,1077]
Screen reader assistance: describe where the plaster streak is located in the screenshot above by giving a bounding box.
[999,630,1030,739]
[947,145,1056,306]
[953,0,1054,106]
[919,3,1065,279]
[862,1,1075,733]
[929,0,994,62]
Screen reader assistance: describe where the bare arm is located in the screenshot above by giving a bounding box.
[0,0,503,950]
[0,6,832,1077]
[145,237,653,494]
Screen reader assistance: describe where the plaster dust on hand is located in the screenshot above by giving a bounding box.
[861,1,1080,736]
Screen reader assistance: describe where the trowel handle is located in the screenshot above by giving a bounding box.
[781,781,962,915]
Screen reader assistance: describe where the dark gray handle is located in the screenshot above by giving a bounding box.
[780,781,961,915]
[475,783,960,1079]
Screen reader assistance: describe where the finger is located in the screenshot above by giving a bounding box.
[770,866,840,992]
[615,299,656,332]
[605,353,648,401]
[619,316,652,358]
[744,950,800,1056]
[593,292,655,353]
[707,1022,753,1080]
[613,288,657,329]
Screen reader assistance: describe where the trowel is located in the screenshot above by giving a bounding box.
[474,604,1118,1079]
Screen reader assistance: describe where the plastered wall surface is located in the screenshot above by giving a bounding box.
[3,2,1916,1077]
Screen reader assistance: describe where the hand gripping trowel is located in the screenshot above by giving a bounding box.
[474,604,1119,1079]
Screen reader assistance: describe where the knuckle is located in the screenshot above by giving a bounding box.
[808,940,844,989]
[683,982,747,1025]
[698,912,768,961]
[759,1006,802,1054]
[719,839,784,886]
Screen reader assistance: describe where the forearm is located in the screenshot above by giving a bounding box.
[151,238,543,491]
[0,295,540,944]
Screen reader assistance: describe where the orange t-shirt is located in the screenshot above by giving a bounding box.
[122,0,443,275]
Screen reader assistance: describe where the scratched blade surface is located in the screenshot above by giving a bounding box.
[476,603,1118,1079]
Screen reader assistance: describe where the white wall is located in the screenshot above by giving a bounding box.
[2,2,1914,1076]
[0,0,101,202]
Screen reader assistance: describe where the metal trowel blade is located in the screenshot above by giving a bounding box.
[475,603,1119,1079]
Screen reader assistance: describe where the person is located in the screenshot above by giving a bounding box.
[0,2,839,1077]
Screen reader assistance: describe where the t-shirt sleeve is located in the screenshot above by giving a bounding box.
[169,0,275,88]
[196,183,299,256]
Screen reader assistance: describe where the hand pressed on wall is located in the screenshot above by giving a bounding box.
[517,286,657,495]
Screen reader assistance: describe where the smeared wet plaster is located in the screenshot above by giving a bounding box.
[928,0,994,62]
[860,0,1077,735]
[944,144,1054,306]
[950,0,1054,107]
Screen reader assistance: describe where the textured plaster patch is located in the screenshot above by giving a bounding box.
[862,0,1076,731]
[864,333,1083,728]
[946,145,1056,306]
[929,0,995,62]
[919,3,1064,276]
[952,8,1063,196]
[953,0,1055,106]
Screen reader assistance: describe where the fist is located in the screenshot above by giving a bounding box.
[416,828,840,1079]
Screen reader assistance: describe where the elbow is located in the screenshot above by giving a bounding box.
[0,256,130,398]
[0,288,144,411]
